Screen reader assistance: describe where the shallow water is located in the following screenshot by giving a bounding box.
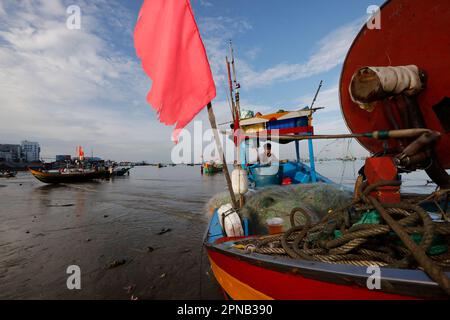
[0,161,437,299]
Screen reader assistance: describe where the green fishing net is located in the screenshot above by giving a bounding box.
[207,183,352,234]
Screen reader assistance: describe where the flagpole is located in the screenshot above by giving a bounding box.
[207,102,239,210]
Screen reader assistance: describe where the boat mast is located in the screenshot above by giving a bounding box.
[225,56,236,123]
[307,81,323,182]
[226,41,242,164]
[309,80,323,118]
[229,40,241,119]
[228,41,246,208]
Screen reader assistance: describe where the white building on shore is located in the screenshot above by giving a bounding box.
[21,140,40,162]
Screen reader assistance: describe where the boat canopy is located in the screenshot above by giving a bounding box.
[238,108,319,138]
[236,108,321,181]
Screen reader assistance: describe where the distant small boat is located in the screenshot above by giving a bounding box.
[157,163,167,168]
[113,167,131,176]
[0,171,17,178]
[29,168,105,184]
[202,162,223,174]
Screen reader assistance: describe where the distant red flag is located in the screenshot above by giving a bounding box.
[78,146,84,160]
[134,0,216,141]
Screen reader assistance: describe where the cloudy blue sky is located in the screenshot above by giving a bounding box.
[0,0,384,162]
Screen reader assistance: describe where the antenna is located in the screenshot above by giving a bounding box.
[310,80,323,110]
[225,56,236,122]
[229,40,241,119]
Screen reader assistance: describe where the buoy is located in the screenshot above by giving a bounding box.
[217,204,244,237]
[231,168,248,195]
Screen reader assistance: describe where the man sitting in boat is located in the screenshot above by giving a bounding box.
[258,143,278,165]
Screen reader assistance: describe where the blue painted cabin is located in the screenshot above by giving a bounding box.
[238,108,332,188]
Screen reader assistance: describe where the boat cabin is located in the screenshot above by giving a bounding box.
[237,108,332,187]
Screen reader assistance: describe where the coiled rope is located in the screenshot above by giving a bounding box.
[234,181,450,295]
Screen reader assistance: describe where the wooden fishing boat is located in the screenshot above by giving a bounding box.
[29,168,105,184]
[205,225,449,299]
[0,171,17,178]
[203,162,223,175]
[204,0,450,300]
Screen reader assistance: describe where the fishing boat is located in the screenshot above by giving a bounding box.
[219,38,330,188]
[113,166,131,176]
[204,0,450,300]
[29,168,105,184]
[0,171,17,178]
[205,202,450,300]
[103,165,132,177]
[202,162,223,175]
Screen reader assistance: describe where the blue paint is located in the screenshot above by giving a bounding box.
[247,160,331,188]
[248,163,282,187]
[243,218,249,236]
[266,116,308,130]
[206,209,225,244]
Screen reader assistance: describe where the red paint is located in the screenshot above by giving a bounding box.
[214,236,249,244]
[208,250,416,300]
[237,126,314,144]
[364,157,400,203]
[340,0,450,168]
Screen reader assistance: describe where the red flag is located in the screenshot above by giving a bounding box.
[78,146,84,160]
[134,0,216,141]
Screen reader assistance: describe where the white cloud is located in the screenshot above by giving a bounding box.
[295,84,340,112]
[199,15,363,90]
[196,15,368,158]
[244,47,261,61]
[0,0,173,161]
[239,18,364,88]
[0,2,368,162]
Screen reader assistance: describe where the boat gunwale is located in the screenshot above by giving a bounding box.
[205,239,449,298]
[30,168,99,176]
[29,168,105,183]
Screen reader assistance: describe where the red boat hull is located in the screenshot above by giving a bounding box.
[207,249,418,300]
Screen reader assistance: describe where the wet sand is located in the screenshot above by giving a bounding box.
[0,166,225,299]
[0,162,434,299]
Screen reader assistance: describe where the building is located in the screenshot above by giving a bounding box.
[21,140,40,162]
[55,155,71,162]
[0,144,21,162]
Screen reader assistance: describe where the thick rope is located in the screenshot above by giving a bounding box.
[234,181,450,295]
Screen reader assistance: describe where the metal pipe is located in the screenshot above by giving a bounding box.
[225,128,436,142]
[403,95,450,188]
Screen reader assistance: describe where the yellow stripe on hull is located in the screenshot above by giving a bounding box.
[208,256,273,300]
